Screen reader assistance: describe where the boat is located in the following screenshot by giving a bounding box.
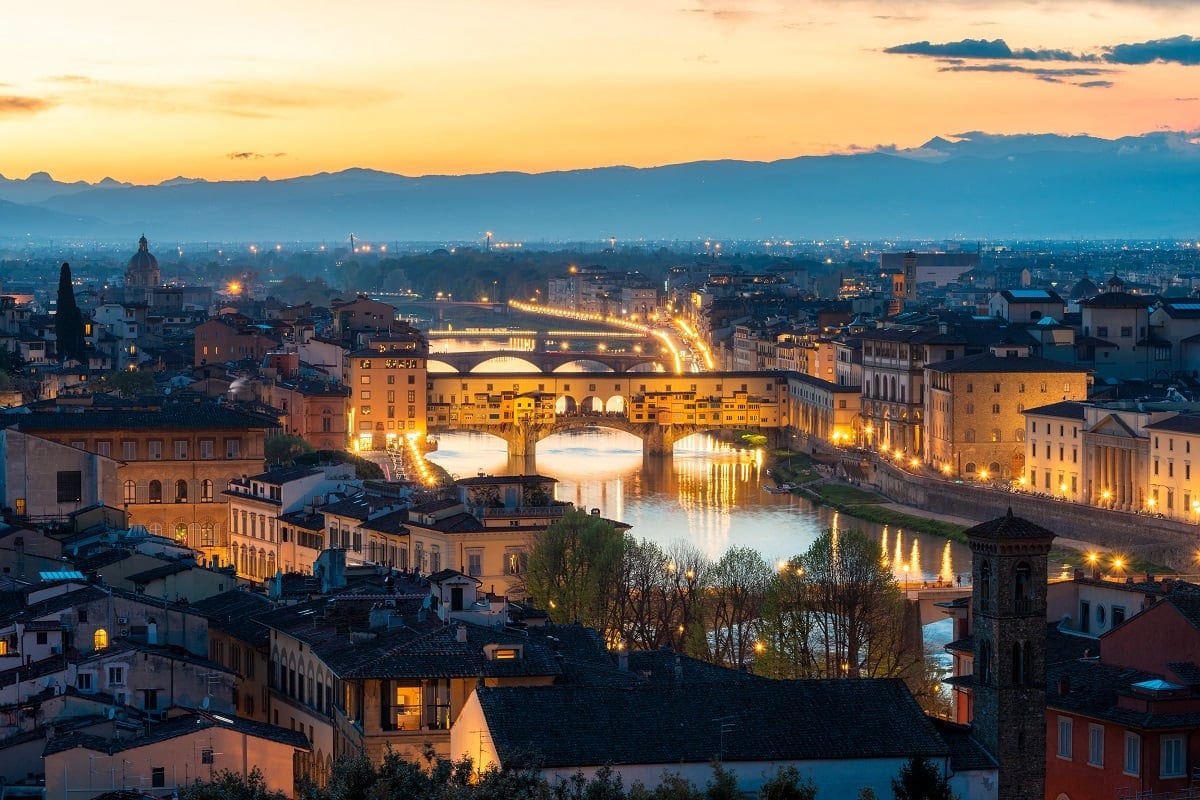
[762,485,791,494]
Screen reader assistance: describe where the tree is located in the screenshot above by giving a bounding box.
[55,262,87,363]
[758,766,818,800]
[266,434,315,464]
[756,528,920,681]
[92,369,154,397]
[0,344,23,375]
[704,761,740,800]
[705,546,772,669]
[891,757,955,800]
[613,540,708,652]
[178,768,288,800]
[526,509,626,634]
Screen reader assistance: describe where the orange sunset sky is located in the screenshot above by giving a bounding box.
[1,0,1198,184]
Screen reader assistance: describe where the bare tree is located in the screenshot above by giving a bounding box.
[705,546,772,669]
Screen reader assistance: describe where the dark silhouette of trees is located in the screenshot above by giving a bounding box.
[891,757,955,800]
[55,262,87,363]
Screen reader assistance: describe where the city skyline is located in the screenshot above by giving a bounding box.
[2,0,1198,184]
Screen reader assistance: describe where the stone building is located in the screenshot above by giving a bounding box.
[123,235,161,303]
[925,351,1090,479]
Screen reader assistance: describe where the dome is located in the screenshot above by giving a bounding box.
[127,234,159,273]
[1069,275,1098,300]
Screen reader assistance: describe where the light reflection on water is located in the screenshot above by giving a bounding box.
[426,428,971,582]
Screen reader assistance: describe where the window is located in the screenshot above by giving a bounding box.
[77,672,93,690]
[201,479,213,502]
[199,439,214,460]
[148,480,162,503]
[94,628,108,649]
[1112,606,1126,626]
[122,440,137,460]
[96,440,111,457]
[108,666,124,685]
[1121,326,1133,338]
[1124,732,1140,776]
[467,550,483,577]
[57,470,82,504]
[965,402,975,414]
[1097,326,1109,338]
[174,440,188,459]
[504,549,528,575]
[175,479,188,503]
[226,439,241,459]
[1089,724,1104,766]
[1057,717,1073,759]
[1161,735,1185,777]
[123,479,136,504]
[148,440,162,460]
[151,767,165,788]
[992,403,1001,414]
[361,390,371,400]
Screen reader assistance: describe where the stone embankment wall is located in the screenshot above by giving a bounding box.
[864,458,1198,570]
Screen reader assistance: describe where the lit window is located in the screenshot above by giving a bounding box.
[94,628,109,650]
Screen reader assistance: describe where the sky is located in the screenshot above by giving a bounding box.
[1,0,1198,184]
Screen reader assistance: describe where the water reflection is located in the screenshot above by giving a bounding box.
[426,428,970,581]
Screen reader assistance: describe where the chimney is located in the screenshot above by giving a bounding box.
[456,625,467,643]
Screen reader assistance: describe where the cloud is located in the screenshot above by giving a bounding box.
[1076,80,1115,88]
[225,152,288,160]
[885,38,1091,62]
[937,63,1114,83]
[1103,35,1200,65]
[0,95,54,115]
[46,74,98,85]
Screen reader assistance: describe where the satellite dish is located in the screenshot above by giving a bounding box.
[200,696,211,710]
[106,707,116,720]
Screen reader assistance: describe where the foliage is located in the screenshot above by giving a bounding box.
[614,539,708,652]
[91,369,155,397]
[810,484,886,505]
[54,262,87,363]
[758,766,818,800]
[857,790,879,800]
[890,757,955,800]
[526,509,626,633]
[294,449,384,479]
[704,761,740,800]
[705,546,772,669]
[0,344,24,376]
[266,434,315,464]
[179,768,288,800]
[756,528,921,681]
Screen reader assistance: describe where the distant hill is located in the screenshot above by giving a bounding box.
[2,131,1198,241]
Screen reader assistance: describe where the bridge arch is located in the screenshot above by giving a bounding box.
[626,361,668,373]
[470,356,541,373]
[427,359,460,373]
[552,359,615,373]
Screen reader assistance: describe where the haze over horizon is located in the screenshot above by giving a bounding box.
[2,1,1200,185]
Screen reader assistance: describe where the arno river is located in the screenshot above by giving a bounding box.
[427,427,971,585]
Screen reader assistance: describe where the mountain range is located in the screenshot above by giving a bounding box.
[1,131,1197,242]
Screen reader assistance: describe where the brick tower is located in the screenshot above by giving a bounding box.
[966,508,1054,800]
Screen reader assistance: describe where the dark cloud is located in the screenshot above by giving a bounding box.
[937,63,1115,84]
[886,38,1091,61]
[1103,35,1200,65]
[0,95,54,114]
[1076,80,1115,88]
[225,152,287,160]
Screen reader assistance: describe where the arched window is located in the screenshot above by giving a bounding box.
[966,402,975,415]
[965,429,976,443]
[175,523,188,542]
[980,560,992,611]
[94,628,108,650]
[991,429,1002,443]
[1015,428,1025,442]
[1015,561,1033,613]
[201,479,213,503]
[965,461,977,474]
[123,480,136,504]
[267,551,277,578]
[175,479,188,503]
[978,639,992,684]
[989,461,1002,475]
[1012,641,1026,685]
[148,480,162,503]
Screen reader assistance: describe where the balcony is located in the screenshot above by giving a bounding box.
[474,503,571,519]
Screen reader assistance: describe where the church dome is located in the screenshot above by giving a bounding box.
[128,235,159,273]
[1069,275,1098,301]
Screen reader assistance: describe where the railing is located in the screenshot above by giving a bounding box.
[473,504,571,519]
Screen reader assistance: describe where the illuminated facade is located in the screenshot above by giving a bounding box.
[347,332,429,451]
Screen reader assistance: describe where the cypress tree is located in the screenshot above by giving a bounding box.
[55,262,86,363]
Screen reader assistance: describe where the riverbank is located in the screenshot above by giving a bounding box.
[767,450,1168,575]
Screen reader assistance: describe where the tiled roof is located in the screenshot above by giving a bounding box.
[125,561,192,584]
[930,719,996,772]
[43,712,309,756]
[928,353,1089,375]
[189,589,273,645]
[1022,401,1087,421]
[4,586,108,625]
[340,622,563,680]
[8,404,273,432]
[456,474,558,487]
[1079,292,1155,309]
[476,679,948,767]
[1145,414,1200,435]
[964,509,1057,542]
[247,466,323,484]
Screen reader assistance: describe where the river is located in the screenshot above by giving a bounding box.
[426,427,972,584]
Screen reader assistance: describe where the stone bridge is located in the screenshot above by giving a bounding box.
[449,415,712,457]
[427,349,668,374]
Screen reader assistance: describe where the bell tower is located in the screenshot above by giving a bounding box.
[966,508,1054,800]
